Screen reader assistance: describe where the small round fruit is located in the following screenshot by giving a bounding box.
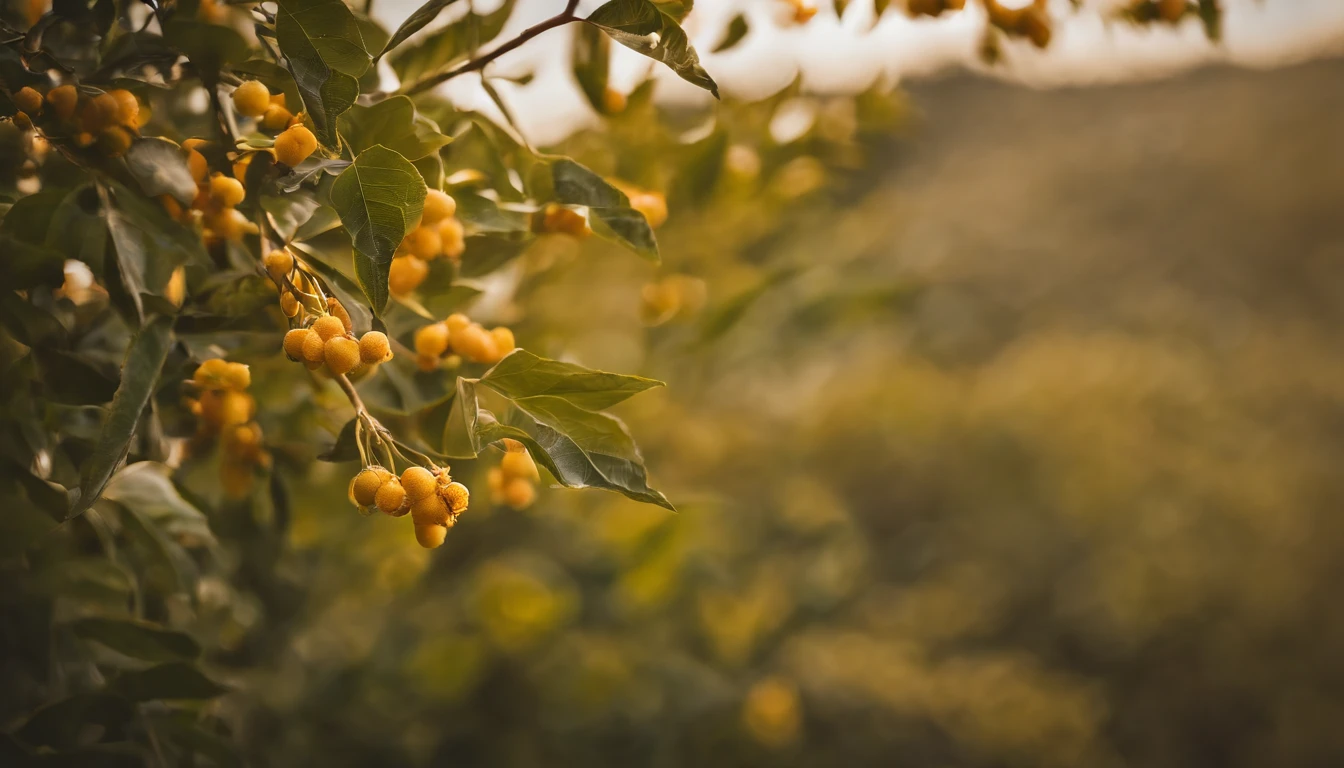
[221,362,251,390]
[445,313,471,334]
[186,149,208,182]
[501,449,539,481]
[411,493,449,526]
[388,256,428,296]
[375,477,407,514]
[602,87,627,114]
[210,175,245,207]
[503,477,536,509]
[261,103,292,132]
[328,298,352,333]
[402,226,442,260]
[324,336,360,375]
[441,481,469,514]
[218,390,255,427]
[490,327,515,358]
[182,138,208,152]
[414,523,447,549]
[108,89,138,125]
[280,291,301,317]
[312,314,346,341]
[81,93,119,132]
[352,467,390,507]
[194,358,230,390]
[421,189,457,225]
[231,80,271,117]
[359,331,391,364]
[451,323,496,363]
[414,322,449,358]
[14,87,42,114]
[264,249,293,282]
[274,124,317,166]
[301,328,327,363]
[47,85,79,120]
[283,328,310,360]
[401,466,437,503]
[439,218,465,260]
[487,466,505,496]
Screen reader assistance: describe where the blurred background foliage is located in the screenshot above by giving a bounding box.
[5,7,1344,765]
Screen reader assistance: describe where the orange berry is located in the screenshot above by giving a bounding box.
[439,218,465,261]
[264,249,293,282]
[501,449,539,481]
[359,331,391,364]
[503,477,536,509]
[108,89,139,126]
[324,336,360,375]
[416,354,439,373]
[274,124,317,166]
[450,323,496,363]
[401,226,441,260]
[231,80,270,118]
[312,314,346,341]
[186,149,208,182]
[411,493,449,526]
[14,87,42,114]
[489,327,515,359]
[352,467,390,507]
[301,327,327,363]
[441,481,469,514]
[46,85,79,120]
[445,313,471,334]
[260,103,292,132]
[374,477,406,514]
[283,328,310,360]
[327,297,352,333]
[221,362,251,390]
[421,189,457,225]
[388,256,428,296]
[414,322,449,358]
[280,291,301,318]
[414,523,447,549]
[193,358,230,390]
[400,466,437,503]
[209,174,245,207]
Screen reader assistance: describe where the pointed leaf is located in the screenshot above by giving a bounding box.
[572,22,611,114]
[442,376,481,458]
[337,96,452,161]
[585,0,718,97]
[275,0,371,145]
[712,13,748,52]
[111,662,228,702]
[478,350,663,410]
[388,0,518,85]
[330,145,427,315]
[123,138,198,206]
[380,0,464,59]
[70,617,201,662]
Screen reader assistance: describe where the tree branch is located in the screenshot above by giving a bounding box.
[400,0,582,96]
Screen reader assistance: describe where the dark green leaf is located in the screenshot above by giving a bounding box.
[442,376,480,458]
[453,191,532,234]
[337,96,452,161]
[70,617,201,662]
[103,180,204,318]
[123,138,197,206]
[380,0,464,59]
[0,234,63,289]
[103,462,213,542]
[585,0,718,97]
[68,316,174,520]
[479,349,663,411]
[275,0,372,145]
[591,206,658,261]
[542,159,658,259]
[319,417,360,462]
[712,13,748,52]
[110,662,228,702]
[330,145,427,315]
[47,186,108,275]
[572,22,611,114]
[388,0,518,85]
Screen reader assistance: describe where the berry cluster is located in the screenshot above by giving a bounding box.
[349,464,470,549]
[487,440,540,510]
[388,190,467,296]
[413,312,515,372]
[267,247,392,375]
[174,142,260,244]
[12,84,145,156]
[186,359,270,499]
[229,80,318,167]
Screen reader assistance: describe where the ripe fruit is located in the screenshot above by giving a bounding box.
[232,80,271,117]
[414,523,447,549]
[186,149,208,182]
[312,314,346,341]
[374,477,406,514]
[283,328,309,360]
[352,467,391,507]
[422,190,457,224]
[402,226,441,260]
[501,449,539,481]
[182,138,208,152]
[414,322,449,357]
[445,313,471,334]
[108,89,138,125]
[490,327,516,358]
[442,481,469,513]
[14,87,42,114]
[97,126,133,156]
[401,466,437,503]
[451,323,496,363]
[439,218,466,261]
[602,88,627,114]
[261,103,292,132]
[324,336,360,375]
[503,476,536,509]
[301,328,326,363]
[411,494,449,526]
[632,192,668,229]
[274,124,317,166]
[203,389,255,428]
[327,298,353,332]
[541,204,589,237]
[221,362,251,391]
[194,358,230,390]
[209,175,245,207]
[264,249,293,282]
[359,331,391,364]
[47,85,79,120]
[388,256,428,295]
[280,291,300,317]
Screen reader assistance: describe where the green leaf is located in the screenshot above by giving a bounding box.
[230,59,303,112]
[712,13,748,52]
[70,617,201,662]
[68,316,174,520]
[103,462,214,543]
[102,179,204,319]
[388,0,518,85]
[110,662,228,702]
[275,0,372,145]
[453,191,531,234]
[442,376,480,458]
[123,138,197,206]
[337,96,452,161]
[480,402,673,510]
[380,0,464,59]
[48,186,108,275]
[542,158,658,260]
[16,694,134,750]
[318,417,360,462]
[585,0,718,98]
[478,349,663,410]
[330,145,427,315]
[572,23,611,114]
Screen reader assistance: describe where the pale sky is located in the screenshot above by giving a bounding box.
[373,0,1344,145]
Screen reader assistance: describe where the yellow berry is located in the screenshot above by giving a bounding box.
[301,328,326,363]
[602,87,627,114]
[193,358,230,390]
[47,85,79,120]
[401,466,437,503]
[274,124,317,166]
[487,466,505,495]
[312,314,346,342]
[186,149,209,182]
[359,331,391,364]
[414,523,447,549]
[451,323,496,363]
[402,226,441,260]
[260,103,292,132]
[411,493,449,526]
[209,174,245,207]
[222,422,264,463]
[283,328,310,360]
[324,336,360,375]
[280,291,301,317]
[501,449,539,481]
[374,477,406,514]
[541,204,589,237]
[414,322,449,358]
[445,313,471,334]
[201,389,255,429]
[388,256,428,296]
[221,362,251,391]
[439,218,465,261]
[328,297,353,333]
[231,80,271,118]
[182,137,208,152]
[441,481,469,514]
[264,249,293,282]
[80,93,119,132]
[108,89,138,126]
[421,190,457,225]
[503,477,536,509]
[352,467,390,507]
[14,87,42,114]
[489,327,515,359]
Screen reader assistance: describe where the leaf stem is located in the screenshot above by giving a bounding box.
[400,0,582,96]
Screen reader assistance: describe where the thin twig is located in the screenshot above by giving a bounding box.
[400,0,582,96]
